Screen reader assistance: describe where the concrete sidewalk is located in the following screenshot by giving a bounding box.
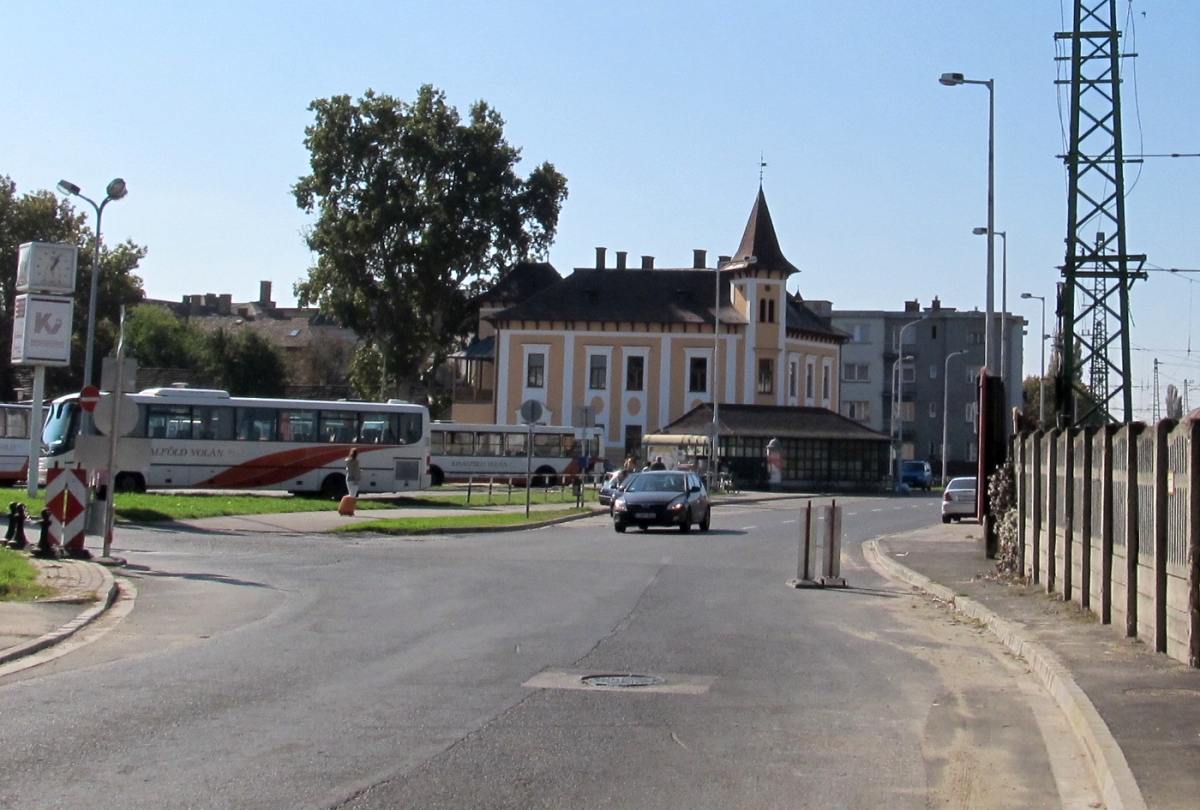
[0,554,120,668]
[868,522,1200,810]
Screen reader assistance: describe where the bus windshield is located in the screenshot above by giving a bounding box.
[42,400,80,457]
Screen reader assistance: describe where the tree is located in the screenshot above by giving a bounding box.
[293,86,568,400]
[201,329,287,397]
[124,304,205,369]
[0,177,145,400]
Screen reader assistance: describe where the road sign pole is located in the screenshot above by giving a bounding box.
[25,366,45,497]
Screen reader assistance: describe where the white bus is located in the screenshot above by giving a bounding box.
[428,422,602,487]
[41,388,430,498]
[0,403,31,486]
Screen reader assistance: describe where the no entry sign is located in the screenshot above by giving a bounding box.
[79,385,101,413]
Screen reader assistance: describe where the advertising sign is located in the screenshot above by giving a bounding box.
[16,242,78,295]
[10,294,74,366]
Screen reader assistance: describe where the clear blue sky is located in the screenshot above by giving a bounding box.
[3,1,1197,419]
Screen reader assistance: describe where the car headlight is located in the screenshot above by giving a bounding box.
[666,497,686,512]
[613,498,627,513]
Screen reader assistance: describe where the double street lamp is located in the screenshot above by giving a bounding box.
[973,227,1007,385]
[56,177,128,389]
[940,72,996,377]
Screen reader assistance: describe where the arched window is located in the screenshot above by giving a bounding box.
[768,299,776,323]
[759,298,767,322]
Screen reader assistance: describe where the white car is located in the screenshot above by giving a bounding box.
[941,476,977,523]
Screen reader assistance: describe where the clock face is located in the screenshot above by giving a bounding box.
[17,242,77,294]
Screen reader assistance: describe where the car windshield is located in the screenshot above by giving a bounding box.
[625,473,686,493]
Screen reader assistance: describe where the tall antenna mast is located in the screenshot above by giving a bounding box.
[1054,0,1147,425]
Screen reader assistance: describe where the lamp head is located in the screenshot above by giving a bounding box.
[1020,292,1033,299]
[57,180,81,197]
[106,178,127,200]
[972,227,988,235]
[939,72,965,86]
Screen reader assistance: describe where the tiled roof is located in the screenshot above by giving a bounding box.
[659,403,889,442]
[478,261,562,305]
[490,267,748,327]
[785,295,848,342]
[719,186,800,276]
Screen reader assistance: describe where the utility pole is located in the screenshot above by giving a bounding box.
[1055,0,1147,426]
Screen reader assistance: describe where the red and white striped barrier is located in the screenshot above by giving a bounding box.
[46,467,88,554]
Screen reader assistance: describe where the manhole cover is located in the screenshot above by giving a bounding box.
[1123,687,1200,699]
[581,674,667,688]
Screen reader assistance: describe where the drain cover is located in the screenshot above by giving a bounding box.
[581,674,667,688]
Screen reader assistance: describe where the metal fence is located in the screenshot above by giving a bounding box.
[1015,420,1200,668]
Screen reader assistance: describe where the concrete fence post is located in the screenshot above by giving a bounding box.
[1032,431,1043,584]
[1080,428,1094,611]
[1154,420,1173,654]
[1188,419,1200,668]
[1126,424,1146,639]
[1063,429,1076,601]
[1046,430,1059,592]
[1100,425,1117,625]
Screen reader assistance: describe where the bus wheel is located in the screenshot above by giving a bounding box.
[114,472,146,494]
[532,466,558,488]
[429,465,445,487]
[321,474,348,500]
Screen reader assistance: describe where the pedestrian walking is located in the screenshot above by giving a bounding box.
[344,448,361,498]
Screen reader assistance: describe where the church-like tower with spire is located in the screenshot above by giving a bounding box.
[454,187,855,469]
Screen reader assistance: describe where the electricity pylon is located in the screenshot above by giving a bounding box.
[1055,0,1147,425]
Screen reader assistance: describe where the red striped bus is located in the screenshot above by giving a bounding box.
[41,388,430,497]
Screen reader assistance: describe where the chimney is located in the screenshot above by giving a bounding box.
[259,280,274,307]
[693,249,707,269]
[641,255,654,269]
[595,247,606,270]
[218,294,232,315]
[930,296,941,312]
[904,299,920,313]
[616,251,627,270]
[204,293,218,310]
[718,255,731,265]
[189,294,203,314]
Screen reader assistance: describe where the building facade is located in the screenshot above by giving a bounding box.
[832,298,1025,480]
[453,188,849,468]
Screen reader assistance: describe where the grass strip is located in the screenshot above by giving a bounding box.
[333,507,592,535]
[0,547,55,602]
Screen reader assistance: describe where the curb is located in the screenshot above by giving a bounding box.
[863,538,1147,810]
[334,506,610,536]
[0,562,121,666]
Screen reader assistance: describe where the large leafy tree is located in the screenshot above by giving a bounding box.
[0,177,145,400]
[201,328,287,397]
[124,303,205,369]
[293,86,568,397]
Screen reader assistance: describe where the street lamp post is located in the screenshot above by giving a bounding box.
[942,350,966,485]
[56,178,127,389]
[893,354,915,488]
[711,260,723,488]
[941,72,996,376]
[973,227,1007,386]
[1021,292,1047,427]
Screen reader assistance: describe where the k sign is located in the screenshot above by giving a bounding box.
[10,294,74,366]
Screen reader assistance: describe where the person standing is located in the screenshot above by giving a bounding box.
[344,448,361,498]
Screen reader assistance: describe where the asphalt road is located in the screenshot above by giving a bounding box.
[0,494,1099,809]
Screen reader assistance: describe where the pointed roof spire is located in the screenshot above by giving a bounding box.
[722,186,799,276]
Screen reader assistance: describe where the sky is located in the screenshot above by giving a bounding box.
[3,1,1198,420]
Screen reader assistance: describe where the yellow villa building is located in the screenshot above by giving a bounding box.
[452,188,886,480]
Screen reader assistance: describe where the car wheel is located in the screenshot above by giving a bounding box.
[941,515,951,524]
[614,523,626,533]
[699,507,711,531]
[679,511,691,533]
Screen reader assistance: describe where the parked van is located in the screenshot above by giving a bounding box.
[900,460,933,491]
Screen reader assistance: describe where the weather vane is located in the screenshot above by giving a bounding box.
[759,152,768,184]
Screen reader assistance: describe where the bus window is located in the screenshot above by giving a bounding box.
[505,433,527,457]
[319,410,357,443]
[476,432,503,456]
[396,412,422,445]
[2,409,28,438]
[42,402,79,456]
[533,433,563,458]
[359,413,396,444]
[279,410,316,442]
[193,405,235,441]
[148,405,193,439]
[237,408,276,441]
[446,431,473,456]
[431,430,447,455]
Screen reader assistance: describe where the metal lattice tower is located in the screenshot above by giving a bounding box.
[1055,0,1147,425]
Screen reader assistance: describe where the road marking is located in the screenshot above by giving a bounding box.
[782,519,797,524]
[742,525,758,531]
